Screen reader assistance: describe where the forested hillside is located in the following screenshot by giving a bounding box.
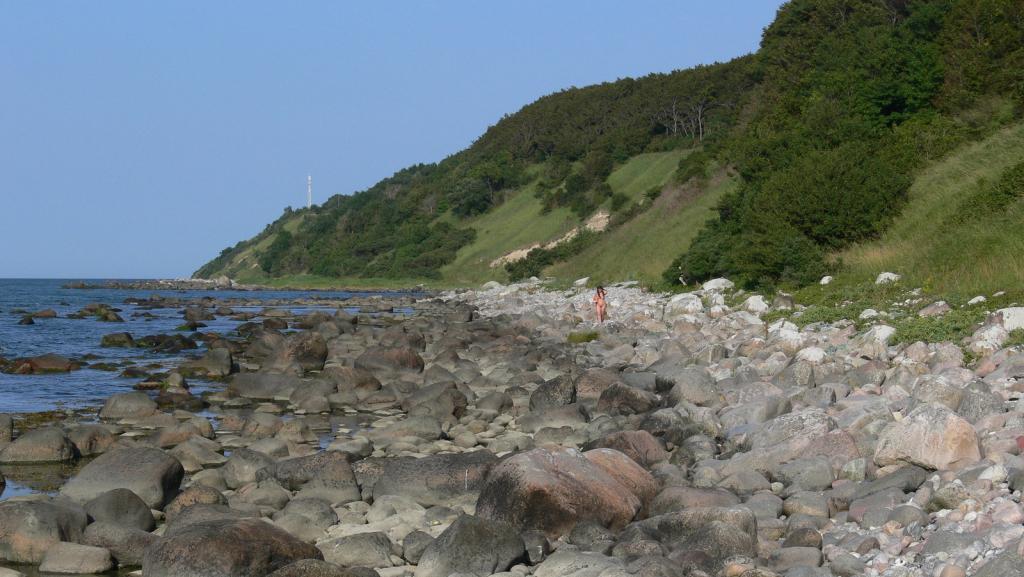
[196,0,1024,291]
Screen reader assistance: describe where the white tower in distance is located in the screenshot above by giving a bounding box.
[307,174,312,209]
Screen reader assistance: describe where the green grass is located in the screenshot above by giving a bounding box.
[230,274,447,290]
[440,180,579,285]
[606,150,689,201]
[567,331,600,344]
[841,121,1024,296]
[548,172,738,285]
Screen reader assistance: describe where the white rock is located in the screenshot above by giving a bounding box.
[875,272,901,285]
[743,295,770,314]
[968,296,987,305]
[861,325,896,345]
[572,277,590,287]
[665,293,704,316]
[481,281,503,291]
[702,278,735,292]
[860,309,880,320]
[820,276,833,285]
[995,307,1024,331]
[969,324,1008,356]
[796,346,827,364]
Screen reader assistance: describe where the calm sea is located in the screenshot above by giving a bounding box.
[0,279,385,413]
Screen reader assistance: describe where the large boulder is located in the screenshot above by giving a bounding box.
[370,450,498,507]
[186,348,234,377]
[258,451,359,504]
[874,403,981,470]
[619,507,758,573]
[318,531,394,568]
[85,488,156,531]
[584,430,669,468]
[222,448,276,489]
[229,373,300,401]
[0,427,76,463]
[8,353,80,374]
[355,346,424,374]
[82,521,158,567]
[268,559,371,577]
[267,332,328,373]
[143,517,323,577]
[99,391,157,420]
[38,542,113,574]
[414,514,525,577]
[476,447,653,538]
[60,447,184,509]
[0,499,88,563]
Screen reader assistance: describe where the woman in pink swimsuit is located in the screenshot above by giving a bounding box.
[592,286,607,323]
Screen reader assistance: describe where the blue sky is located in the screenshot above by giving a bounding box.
[0,1,784,278]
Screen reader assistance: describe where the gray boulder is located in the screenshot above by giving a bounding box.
[143,518,323,577]
[414,514,525,577]
[82,521,158,567]
[99,391,157,420]
[0,499,88,563]
[60,447,184,509]
[0,427,76,463]
[38,542,113,575]
[85,488,155,531]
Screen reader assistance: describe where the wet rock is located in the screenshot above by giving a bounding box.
[143,517,323,577]
[186,347,234,377]
[0,427,76,463]
[60,447,184,509]
[414,514,525,577]
[267,332,327,373]
[0,499,88,563]
[100,332,135,347]
[67,424,118,456]
[7,353,81,374]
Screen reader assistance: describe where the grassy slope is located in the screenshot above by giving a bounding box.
[607,150,689,202]
[439,180,579,285]
[841,121,1024,296]
[441,150,690,286]
[548,152,739,286]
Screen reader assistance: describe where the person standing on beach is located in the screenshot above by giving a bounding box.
[592,286,607,323]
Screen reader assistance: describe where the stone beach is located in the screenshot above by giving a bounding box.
[1,278,1024,576]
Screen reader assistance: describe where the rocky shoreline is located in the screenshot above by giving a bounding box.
[1,279,1024,576]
